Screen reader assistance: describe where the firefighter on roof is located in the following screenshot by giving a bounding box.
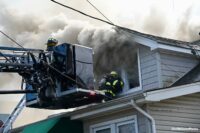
[99,71,124,98]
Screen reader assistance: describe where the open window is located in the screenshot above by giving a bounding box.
[121,48,142,93]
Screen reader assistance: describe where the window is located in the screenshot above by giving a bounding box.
[90,116,138,133]
[121,48,142,94]
[117,120,136,133]
[94,126,112,133]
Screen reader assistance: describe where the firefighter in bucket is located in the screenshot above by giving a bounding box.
[99,71,124,99]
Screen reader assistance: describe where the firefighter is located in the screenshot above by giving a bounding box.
[99,71,124,99]
[45,38,58,63]
[36,38,58,104]
[46,38,58,51]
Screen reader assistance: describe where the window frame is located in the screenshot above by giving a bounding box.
[121,48,142,95]
[93,125,112,133]
[90,115,138,133]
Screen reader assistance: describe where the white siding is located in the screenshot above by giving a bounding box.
[159,52,198,87]
[147,93,200,133]
[139,46,160,90]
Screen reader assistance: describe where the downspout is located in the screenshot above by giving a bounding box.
[130,99,156,133]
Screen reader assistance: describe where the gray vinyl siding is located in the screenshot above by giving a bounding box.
[139,46,160,91]
[83,105,151,133]
[147,93,200,133]
[159,52,198,87]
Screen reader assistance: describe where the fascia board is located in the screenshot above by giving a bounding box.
[70,102,131,120]
[131,35,158,50]
[157,43,192,54]
[144,82,200,101]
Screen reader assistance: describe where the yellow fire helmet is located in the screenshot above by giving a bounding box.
[47,38,58,47]
[110,71,118,76]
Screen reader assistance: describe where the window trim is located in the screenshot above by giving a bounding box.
[90,115,138,133]
[93,125,112,133]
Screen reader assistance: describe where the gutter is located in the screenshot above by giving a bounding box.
[70,93,144,119]
[70,101,131,120]
[130,99,156,133]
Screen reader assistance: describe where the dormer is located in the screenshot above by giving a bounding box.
[115,28,200,94]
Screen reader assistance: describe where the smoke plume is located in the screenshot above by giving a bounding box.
[176,7,200,41]
[0,3,139,87]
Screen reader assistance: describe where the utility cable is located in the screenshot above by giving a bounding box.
[86,0,114,25]
[0,30,24,49]
[50,0,141,31]
[51,0,114,26]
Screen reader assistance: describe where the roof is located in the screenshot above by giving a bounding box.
[172,62,200,86]
[144,81,200,102]
[12,82,200,123]
[191,39,200,45]
[69,93,144,120]
[68,81,200,120]
[117,27,200,51]
[11,117,83,133]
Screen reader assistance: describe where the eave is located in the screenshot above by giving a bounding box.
[70,82,200,120]
[144,81,200,101]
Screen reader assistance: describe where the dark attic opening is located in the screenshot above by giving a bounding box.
[94,40,141,94]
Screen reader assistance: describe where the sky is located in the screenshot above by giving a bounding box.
[0,0,200,127]
[1,0,200,37]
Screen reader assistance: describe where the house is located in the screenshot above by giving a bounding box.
[11,28,200,133]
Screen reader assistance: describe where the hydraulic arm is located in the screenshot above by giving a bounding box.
[0,44,104,109]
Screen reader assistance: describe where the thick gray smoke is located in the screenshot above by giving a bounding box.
[0,3,139,87]
[176,8,200,41]
[142,8,167,36]
[52,24,139,81]
[1,1,200,92]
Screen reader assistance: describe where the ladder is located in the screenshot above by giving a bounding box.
[2,95,26,133]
